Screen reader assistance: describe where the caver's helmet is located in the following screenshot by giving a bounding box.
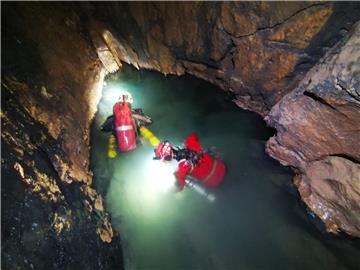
[118,91,133,104]
[154,140,174,161]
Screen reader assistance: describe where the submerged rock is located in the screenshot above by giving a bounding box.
[266,22,360,236]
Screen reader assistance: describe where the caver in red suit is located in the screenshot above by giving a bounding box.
[175,134,226,191]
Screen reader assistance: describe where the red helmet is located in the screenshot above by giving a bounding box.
[154,141,174,160]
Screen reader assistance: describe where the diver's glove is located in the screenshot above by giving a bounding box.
[173,179,184,192]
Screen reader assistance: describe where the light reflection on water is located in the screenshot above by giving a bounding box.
[91,66,360,270]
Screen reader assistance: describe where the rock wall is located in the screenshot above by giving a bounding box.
[86,1,360,116]
[265,22,360,236]
[2,87,123,269]
[2,2,105,185]
[2,2,123,269]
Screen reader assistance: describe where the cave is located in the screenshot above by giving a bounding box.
[2,2,360,270]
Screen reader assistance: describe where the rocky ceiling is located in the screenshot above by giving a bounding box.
[87,1,360,115]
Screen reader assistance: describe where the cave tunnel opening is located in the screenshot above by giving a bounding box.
[90,64,360,270]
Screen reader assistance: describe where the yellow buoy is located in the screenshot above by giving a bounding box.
[108,134,117,158]
[149,136,160,147]
[139,127,161,147]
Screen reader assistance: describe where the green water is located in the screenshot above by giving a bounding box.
[91,65,360,270]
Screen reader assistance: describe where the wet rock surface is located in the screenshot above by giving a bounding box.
[1,87,123,269]
[2,2,123,269]
[295,157,360,236]
[266,22,360,236]
[86,2,360,115]
[2,2,107,186]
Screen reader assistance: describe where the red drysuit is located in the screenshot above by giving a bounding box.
[175,134,226,190]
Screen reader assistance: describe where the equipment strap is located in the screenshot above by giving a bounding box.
[180,159,194,173]
[115,125,133,131]
[202,159,218,184]
[189,162,194,173]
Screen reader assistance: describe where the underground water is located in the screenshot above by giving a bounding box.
[91,65,360,270]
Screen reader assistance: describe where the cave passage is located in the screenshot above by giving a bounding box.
[91,65,360,270]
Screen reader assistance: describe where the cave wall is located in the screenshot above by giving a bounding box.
[2,87,122,269]
[1,5,360,269]
[86,1,360,116]
[265,22,360,236]
[2,2,103,185]
[2,2,123,269]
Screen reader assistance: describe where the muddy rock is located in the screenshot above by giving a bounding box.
[266,22,360,236]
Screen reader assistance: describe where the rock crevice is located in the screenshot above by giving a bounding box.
[229,2,330,39]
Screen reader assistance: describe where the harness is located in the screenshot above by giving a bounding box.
[182,155,218,184]
[115,125,133,131]
[202,159,218,184]
[179,158,194,173]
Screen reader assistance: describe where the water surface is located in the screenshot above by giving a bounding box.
[91,65,360,270]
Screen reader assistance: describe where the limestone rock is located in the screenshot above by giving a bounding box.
[266,22,360,236]
[96,219,114,244]
[1,84,123,269]
[295,157,360,236]
[89,2,360,115]
[2,2,124,269]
